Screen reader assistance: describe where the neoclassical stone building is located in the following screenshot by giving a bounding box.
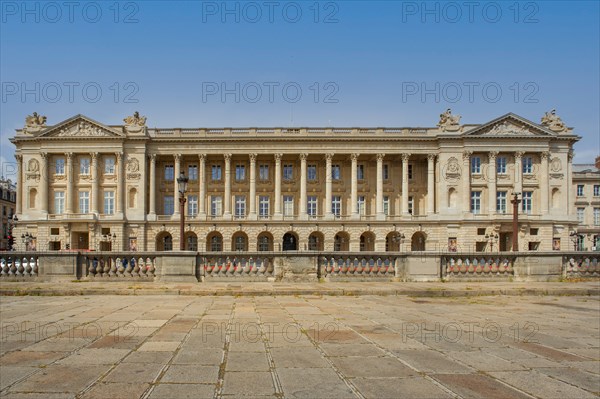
[10,109,581,253]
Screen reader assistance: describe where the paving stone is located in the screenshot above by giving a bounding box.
[80,382,150,399]
[172,348,223,365]
[122,350,173,364]
[0,366,38,390]
[320,343,385,357]
[277,367,355,398]
[432,373,532,399]
[564,360,600,374]
[57,348,130,365]
[137,341,181,352]
[160,365,219,383]
[0,351,64,367]
[225,351,270,371]
[332,356,416,378]
[21,338,90,352]
[445,350,527,371]
[271,347,329,368]
[148,383,215,399]
[0,393,74,399]
[489,370,598,398]
[536,367,600,394]
[394,349,474,373]
[352,376,454,399]
[103,362,164,383]
[9,365,108,393]
[222,371,275,396]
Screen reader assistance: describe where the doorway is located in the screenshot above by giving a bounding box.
[499,232,512,251]
[282,232,298,251]
[74,232,89,250]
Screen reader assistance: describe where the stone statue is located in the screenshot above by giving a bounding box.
[438,108,462,132]
[123,112,147,134]
[541,109,567,132]
[24,112,47,133]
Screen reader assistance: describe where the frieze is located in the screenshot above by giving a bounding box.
[550,157,562,172]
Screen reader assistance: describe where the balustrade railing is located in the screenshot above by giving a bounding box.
[319,254,398,277]
[83,253,156,279]
[563,253,600,277]
[441,254,516,278]
[201,254,274,278]
[0,253,39,278]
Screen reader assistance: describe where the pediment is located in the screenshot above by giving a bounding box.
[36,115,124,138]
[464,113,555,137]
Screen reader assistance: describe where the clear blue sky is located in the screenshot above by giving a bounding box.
[1,0,599,179]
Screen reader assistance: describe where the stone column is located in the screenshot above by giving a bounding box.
[223,153,232,218]
[116,152,124,215]
[148,154,156,217]
[272,153,283,219]
[173,154,181,216]
[249,153,257,219]
[351,153,359,219]
[198,154,206,218]
[540,151,549,214]
[39,153,48,214]
[514,151,523,194]
[462,151,472,213]
[90,152,99,215]
[15,154,22,216]
[325,153,333,218]
[299,153,308,219]
[402,153,410,216]
[488,151,498,216]
[427,153,436,215]
[65,152,73,214]
[376,154,384,219]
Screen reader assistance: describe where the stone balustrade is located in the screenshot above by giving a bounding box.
[83,252,157,279]
[0,253,39,278]
[441,254,517,279]
[319,254,398,279]
[201,255,274,280]
[563,254,600,277]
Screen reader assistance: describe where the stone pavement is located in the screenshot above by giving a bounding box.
[0,281,599,297]
[0,295,599,398]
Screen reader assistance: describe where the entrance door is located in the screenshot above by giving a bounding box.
[499,233,512,251]
[282,233,297,251]
[75,233,89,250]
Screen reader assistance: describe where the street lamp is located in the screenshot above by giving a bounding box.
[485,233,499,252]
[177,171,189,250]
[99,233,116,251]
[510,192,521,252]
[569,230,581,251]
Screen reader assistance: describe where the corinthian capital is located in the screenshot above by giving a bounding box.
[401,153,411,162]
[299,153,308,161]
[223,153,232,162]
[325,153,334,162]
[488,151,498,161]
[351,153,360,162]
[249,153,257,162]
[515,151,524,159]
[427,153,437,162]
[462,150,472,160]
[274,153,283,162]
[376,153,385,162]
[541,151,550,160]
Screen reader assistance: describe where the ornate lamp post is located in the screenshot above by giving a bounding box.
[569,230,581,251]
[177,171,189,251]
[99,233,116,251]
[485,233,499,252]
[510,192,521,252]
[21,232,36,251]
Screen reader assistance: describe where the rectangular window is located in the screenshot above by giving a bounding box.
[212,165,222,181]
[332,196,342,217]
[211,196,222,217]
[331,165,341,180]
[594,208,600,226]
[408,196,414,215]
[104,191,115,215]
[283,195,294,216]
[104,157,115,174]
[522,156,533,174]
[357,195,365,215]
[164,165,174,180]
[78,191,89,214]
[259,196,270,218]
[235,164,246,181]
[163,195,174,215]
[471,191,481,214]
[54,191,65,214]
[188,195,198,217]
[471,157,481,174]
[235,195,246,218]
[383,196,389,216]
[522,191,533,214]
[79,157,90,175]
[357,164,365,180]
[497,157,507,174]
[307,195,318,217]
[577,185,584,197]
[188,165,198,181]
[283,164,293,180]
[307,165,317,181]
[55,157,65,175]
[497,191,507,214]
[577,207,585,224]
[594,185,600,197]
[408,164,413,180]
[259,164,269,181]
[383,164,389,180]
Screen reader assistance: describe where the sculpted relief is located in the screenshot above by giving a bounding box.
[541,109,567,132]
[437,108,462,132]
[123,111,147,133]
[24,112,47,133]
[57,121,111,137]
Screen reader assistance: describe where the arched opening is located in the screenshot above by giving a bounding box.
[232,231,248,252]
[448,188,457,209]
[206,232,223,252]
[411,232,426,251]
[257,232,273,251]
[308,231,324,251]
[334,231,350,251]
[360,232,376,251]
[184,232,198,251]
[282,232,298,251]
[386,232,404,252]
[551,188,560,209]
[29,188,37,209]
[156,232,172,251]
[128,188,137,208]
